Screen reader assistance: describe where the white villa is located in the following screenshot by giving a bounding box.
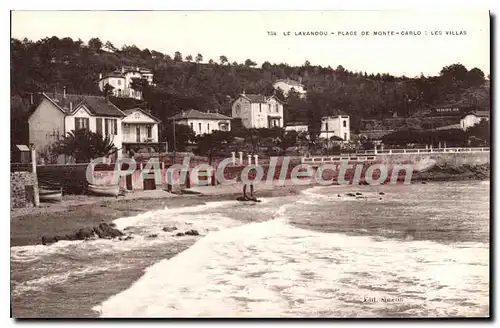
[460,111,490,130]
[97,66,154,100]
[121,108,161,156]
[319,115,351,141]
[170,109,232,136]
[231,93,285,129]
[273,79,306,98]
[28,93,162,163]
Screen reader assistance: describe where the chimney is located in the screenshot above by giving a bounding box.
[30,93,33,105]
[99,73,102,79]
[242,89,246,95]
[121,67,125,73]
[70,102,73,111]
[298,76,303,84]
[63,87,66,98]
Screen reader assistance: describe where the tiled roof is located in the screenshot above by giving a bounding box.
[170,109,232,121]
[273,79,304,87]
[123,108,161,123]
[43,93,126,117]
[99,73,125,80]
[465,111,490,118]
[243,94,267,103]
[235,93,284,104]
[100,66,152,79]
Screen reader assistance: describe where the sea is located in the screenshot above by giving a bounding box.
[10,180,490,318]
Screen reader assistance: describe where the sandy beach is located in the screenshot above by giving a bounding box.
[11,181,307,247]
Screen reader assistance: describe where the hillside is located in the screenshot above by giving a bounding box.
[11,36,490,144]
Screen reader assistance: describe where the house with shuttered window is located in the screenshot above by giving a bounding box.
[28,93,127,163]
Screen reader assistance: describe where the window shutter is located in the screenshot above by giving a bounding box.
[113,119,118,135]
[105,119,109,135]
[75,117,79,130]
[96,118,102,135]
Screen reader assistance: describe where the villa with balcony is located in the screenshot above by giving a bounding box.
[121,108,165,157]
[97,66,154,100]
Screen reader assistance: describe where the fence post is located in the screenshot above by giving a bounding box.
[166,169,172,192]
[30,145,37,175]
[238,152,243,165]
[211,167,217,186]
[253,154,258,165]
[247,154,252,165]
[389,149,392,155]
[231,152,236,165]
[30,145,40,207]
[374,144,378,155]
[185,168,191,188]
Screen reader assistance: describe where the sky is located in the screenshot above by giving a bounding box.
[11,10,490,77]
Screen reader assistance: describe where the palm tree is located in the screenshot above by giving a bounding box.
[54,129,118,163]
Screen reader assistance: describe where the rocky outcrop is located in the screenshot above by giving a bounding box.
[41,222,125,245]
[93,223,124,239]
[412,163,490,182]
[174,229,200,237]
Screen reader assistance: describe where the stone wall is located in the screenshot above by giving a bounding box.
[11,171,39,209]
[378,151,490,167]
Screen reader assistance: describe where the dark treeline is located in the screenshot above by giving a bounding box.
[11,36,491,144]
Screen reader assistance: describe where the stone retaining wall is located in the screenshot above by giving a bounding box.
[11,171,39,209]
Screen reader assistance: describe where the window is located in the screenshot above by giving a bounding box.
[198,123,202,133]
[117,79,122,86]
[268,104,271,112]
[136,126,141,142]
[325,122,329,131]
[75,117,89,130]
[344,133,347,140]
[147,125,152,139]
[105,118,117,135]
[207,123,210,132]
[343,120,347,128]
[190,122,194,130]
[235,104,241,116]
[275,104,279,112]
[259,104,262,112]
[96,118,103,135]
